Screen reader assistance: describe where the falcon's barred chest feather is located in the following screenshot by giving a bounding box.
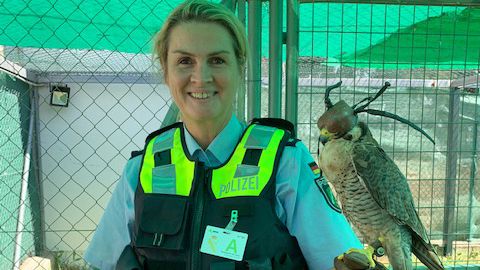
[320,128,407,244]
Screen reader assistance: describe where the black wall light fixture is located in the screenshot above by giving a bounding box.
[50,84,70,107]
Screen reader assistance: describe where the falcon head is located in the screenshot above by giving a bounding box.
[317,81,435,145]
[318,100,358,144]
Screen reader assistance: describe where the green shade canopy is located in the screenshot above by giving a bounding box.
[339,7,480,69]
[0,0,185,53]
[0,1,478,70]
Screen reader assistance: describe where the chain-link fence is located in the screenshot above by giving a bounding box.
[1,47,172,269]
[0,0,479,269]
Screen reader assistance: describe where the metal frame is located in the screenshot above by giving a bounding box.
[0,58,43,86]
[451,75,480,89]
[298,0,480,6]
[268,0,283,118]
[247,0,263,120]
[31,86,45,253]
[448,74,479,250]
[285,0,300,130]
[10,72,459,88]
[236,0,246,123]
[13,84,36,270]
[443,86,461,256]
[296,77,452,88]
[36,72,163,85]
[221,0,237,10]
[468,121,478,241]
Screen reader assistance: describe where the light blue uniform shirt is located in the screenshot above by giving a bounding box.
[84,115,361,270]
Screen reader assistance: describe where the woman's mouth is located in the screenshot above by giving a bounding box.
[189,92,217,99]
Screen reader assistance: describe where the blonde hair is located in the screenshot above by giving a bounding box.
[154,0,248,77]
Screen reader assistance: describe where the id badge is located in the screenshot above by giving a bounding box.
[200,225,248,261]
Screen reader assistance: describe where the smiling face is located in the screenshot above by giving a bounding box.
[165,22,241,127]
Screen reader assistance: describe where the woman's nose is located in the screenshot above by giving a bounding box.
[191,63,213,84]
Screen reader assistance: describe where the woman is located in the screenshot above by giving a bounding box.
[84,1,363,269]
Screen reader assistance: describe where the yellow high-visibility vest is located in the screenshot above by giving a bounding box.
[139,123,286,199]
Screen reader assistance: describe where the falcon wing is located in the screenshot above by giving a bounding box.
[350,122,430,243]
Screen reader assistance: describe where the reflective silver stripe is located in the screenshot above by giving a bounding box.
[234,164,260,178]
[244,125,276,149]
[152,128,175,153]
[152,164,177,194]
[151,129,177,194]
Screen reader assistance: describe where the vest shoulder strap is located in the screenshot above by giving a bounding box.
[140,122,195,195]
[144,122,183,145]
[250,117,296,138]
[130,150,144,159]
[285,138,301,147]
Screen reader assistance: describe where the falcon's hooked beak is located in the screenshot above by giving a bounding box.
[319,128,334,145]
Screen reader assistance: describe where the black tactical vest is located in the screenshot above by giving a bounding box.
[130,119,306,270]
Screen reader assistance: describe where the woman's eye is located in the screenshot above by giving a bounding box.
[211,57,225,65]
[178,57,192,65]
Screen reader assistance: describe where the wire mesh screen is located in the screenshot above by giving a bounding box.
[0,72,41,269]
[294,1,480,267]
[0,0,479,269]
[1,51,173,269]
[0,0,182,267]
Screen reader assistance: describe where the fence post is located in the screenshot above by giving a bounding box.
[443,86,460,255]
[268,0,283,118]
[468,121,478,241]
[247,0,262,121]
[32,86,45,253]
[13,86,35,270]
[221,0,237,11]
[285,0,299,132]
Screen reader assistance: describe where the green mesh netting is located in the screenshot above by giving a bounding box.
[338,7,480,69]
[0,73,38,268]
[1,1,478,69]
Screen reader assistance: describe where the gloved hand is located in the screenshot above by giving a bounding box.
[334,251,387,270]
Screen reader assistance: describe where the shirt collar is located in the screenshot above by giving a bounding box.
[183,114,245,166]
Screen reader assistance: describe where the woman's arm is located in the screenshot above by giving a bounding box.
[275,140,363,270]
[84,156,140,270]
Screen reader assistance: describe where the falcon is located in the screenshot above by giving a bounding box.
[317,81,444,270]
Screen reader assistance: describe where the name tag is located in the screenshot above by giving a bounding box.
[200,225,248,261]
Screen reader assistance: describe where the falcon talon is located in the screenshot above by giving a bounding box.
[365,246,376,268]
[344,247,376,268]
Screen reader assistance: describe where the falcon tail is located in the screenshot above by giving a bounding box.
[412,235,444,270]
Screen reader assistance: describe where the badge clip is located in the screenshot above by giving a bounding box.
[224,210,238,231]
[153,232,163,246]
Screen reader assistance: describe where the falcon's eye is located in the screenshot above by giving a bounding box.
[320,128,331,137]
